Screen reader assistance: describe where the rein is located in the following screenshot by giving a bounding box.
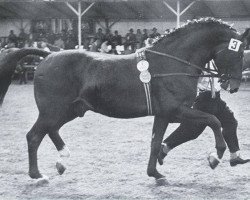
[151,73,220,78]
[145,49,219,78]
[145,48,241,81]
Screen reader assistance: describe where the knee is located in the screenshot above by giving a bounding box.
[26,132,41,148]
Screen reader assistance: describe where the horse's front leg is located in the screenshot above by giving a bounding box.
[176,106,227,168]
[147,116,169,180]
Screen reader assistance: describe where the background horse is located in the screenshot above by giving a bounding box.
[0,48,50,105]
[27,18,248,182]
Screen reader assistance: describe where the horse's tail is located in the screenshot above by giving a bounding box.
[8,48,51,62]
[0,48,51,106]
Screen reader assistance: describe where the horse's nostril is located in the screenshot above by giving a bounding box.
[230,88,239,93]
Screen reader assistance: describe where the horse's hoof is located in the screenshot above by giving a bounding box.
[56,161,66,175]
[155,177,168,186]
[36,175,49,186]
[29,171,43,179]
[208,153,221,169]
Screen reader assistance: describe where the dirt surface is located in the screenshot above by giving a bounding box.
[0,83,250,200]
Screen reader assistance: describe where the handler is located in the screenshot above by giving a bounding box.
[158,60,250,167]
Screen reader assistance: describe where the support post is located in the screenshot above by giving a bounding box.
[177,0,180,28]
[66,1,95,49]
[163,0,196,28]
[78,0,82,48]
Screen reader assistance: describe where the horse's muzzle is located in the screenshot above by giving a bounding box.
[230,88,239,93]
[229,79,241,94]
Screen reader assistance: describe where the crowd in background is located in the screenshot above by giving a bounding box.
[0,26,163,54]
[0,26,164,84]
[88,27,161,54]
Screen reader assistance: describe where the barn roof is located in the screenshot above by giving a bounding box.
[0,0,250,21]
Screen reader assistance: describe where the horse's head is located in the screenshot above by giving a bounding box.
[213,29,250,93]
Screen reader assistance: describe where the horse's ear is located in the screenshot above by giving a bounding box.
[240,28,250,48]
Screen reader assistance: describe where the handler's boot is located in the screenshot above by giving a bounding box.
[230,156,250,167]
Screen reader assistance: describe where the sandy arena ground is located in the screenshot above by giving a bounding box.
[0,82,250,200]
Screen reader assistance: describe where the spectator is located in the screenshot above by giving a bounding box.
[18,28,29,48]
[23,40,30,48]
[39,41,50,52]
[17,63,27,84]
[105,29,113,43]
[124,28,136,52]
[8,30,18,47]
[110,30,122,53]
[150,27,161,38]
[100,40,112,53]
[89,39,100,52]
[95,28,105,45]
[46,30,56,45]
[54,35,65,49]
[135,29,143,49]
[65,30,77,49]
[112,30,122,46]
[142,29,148,47]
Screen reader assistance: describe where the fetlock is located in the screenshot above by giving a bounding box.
[157,143,170,165]
[216,146,226,159]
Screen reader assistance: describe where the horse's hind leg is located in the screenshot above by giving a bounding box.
[26,116,47,179]
[47,99,90,174]
[147,116,169,180]
[48,131,70,175]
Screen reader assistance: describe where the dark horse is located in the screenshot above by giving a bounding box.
[27,18,248,182]
[0,48,50,105]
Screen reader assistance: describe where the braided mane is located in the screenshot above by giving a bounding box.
[153,17,237,45]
